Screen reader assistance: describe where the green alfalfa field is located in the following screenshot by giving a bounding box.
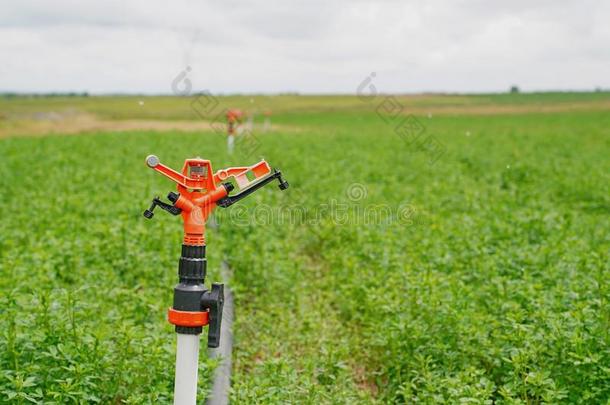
[0,93,609,403]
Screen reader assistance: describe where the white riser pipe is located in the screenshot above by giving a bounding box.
[174,333,200,405]
[227,134,235,154]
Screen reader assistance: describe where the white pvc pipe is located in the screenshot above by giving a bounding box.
[227,134,235,154]
[174,333,200,405]
[263,117,271,133]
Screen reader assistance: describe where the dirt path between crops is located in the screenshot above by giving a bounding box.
[0,112,216,138]
[0,112,301,138]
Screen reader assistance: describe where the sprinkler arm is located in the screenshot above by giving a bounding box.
[145,155,205,190]
[143,196,182,219]
[217,169,288,208]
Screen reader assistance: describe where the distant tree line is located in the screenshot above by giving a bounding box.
[0,92,89,98]
[508,86,608,94]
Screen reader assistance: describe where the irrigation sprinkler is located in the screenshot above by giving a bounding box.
[143,154,288,405]
[226,109,243,154]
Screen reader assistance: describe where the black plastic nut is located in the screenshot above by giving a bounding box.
[167,192,180,203]
[223,182,235,193]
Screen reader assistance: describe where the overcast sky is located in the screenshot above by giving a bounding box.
[1,0,608,94]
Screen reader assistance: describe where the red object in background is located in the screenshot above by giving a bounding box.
[226,109,243,135]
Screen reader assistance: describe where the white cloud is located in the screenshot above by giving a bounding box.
[0,0,608,93]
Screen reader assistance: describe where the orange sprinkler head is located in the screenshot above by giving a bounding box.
[226,109,243,123]
[144,155,288,246]
[225,109,243,135]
